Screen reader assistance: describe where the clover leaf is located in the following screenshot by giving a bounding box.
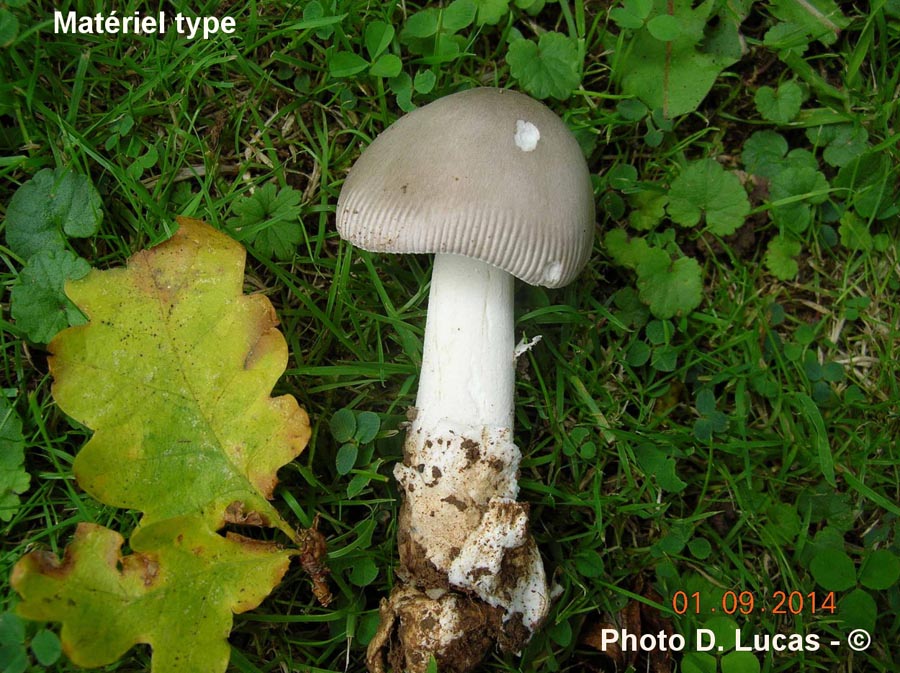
[634,443,686,493]
[328,50,370,78]
[399,6,468,62]
[693,388,729,442]
[364,20,394,61]
[810,547,857,590]
[507,31,581,100]
[667,159,750,235]
[859,550,900,590]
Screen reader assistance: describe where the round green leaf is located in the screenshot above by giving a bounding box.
[625,340,651,367]
[721,650,761,673]
[389,72,415,113]
[0,397,29,523]
[810,548,857,590]
[610,7,645,29]
[443,0,477,31]
[354,411,381,444]
[413,69,436,93]
[349,557,379,586]
[579,440,597,460]
[369,53,402,78]
[401,9,439,40]
[742,130,789,179]
[859,549,900,590]
[573,551,603,578]
[328,50,369,78]
[547,618,572,647]
[472,0,509,26]
[821,361,844,383]
[330,408,357,443]
[364,20,394,60]
[30,628,62,666]
[764,502,801,545]
[335,443,358,476]
[650,345,678,372]
[823,125,869,167]
[605,228,653,270]
[838,211,873,251]
[356,611,382,646]
[839,588,877,633]
[0,644,28,673]
[0,612,25,645]
[682,652,717,673]
[688,537,712,560]
[704,615,739,651]
[693,418,713,442]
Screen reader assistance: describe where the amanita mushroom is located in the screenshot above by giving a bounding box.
[337,87,594,673]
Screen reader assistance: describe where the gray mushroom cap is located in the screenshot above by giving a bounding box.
[336,87,595,288]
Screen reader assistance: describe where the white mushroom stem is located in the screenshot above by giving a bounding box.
[415,253,515,431]
[393,253,549,644]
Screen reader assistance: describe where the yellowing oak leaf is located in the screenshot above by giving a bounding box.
[12,519,292,673]
[48,217,310,538]
[12,218,324,673]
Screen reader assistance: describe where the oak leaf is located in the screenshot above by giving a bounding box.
[13,519,291,673]
[48,217,309,537]
[12,218,316,673]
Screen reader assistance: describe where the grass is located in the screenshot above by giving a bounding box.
[2,1,900,672]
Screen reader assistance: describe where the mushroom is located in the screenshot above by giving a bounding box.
[337,87,594,673]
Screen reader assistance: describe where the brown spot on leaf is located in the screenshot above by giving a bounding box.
[224,501,269,527]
